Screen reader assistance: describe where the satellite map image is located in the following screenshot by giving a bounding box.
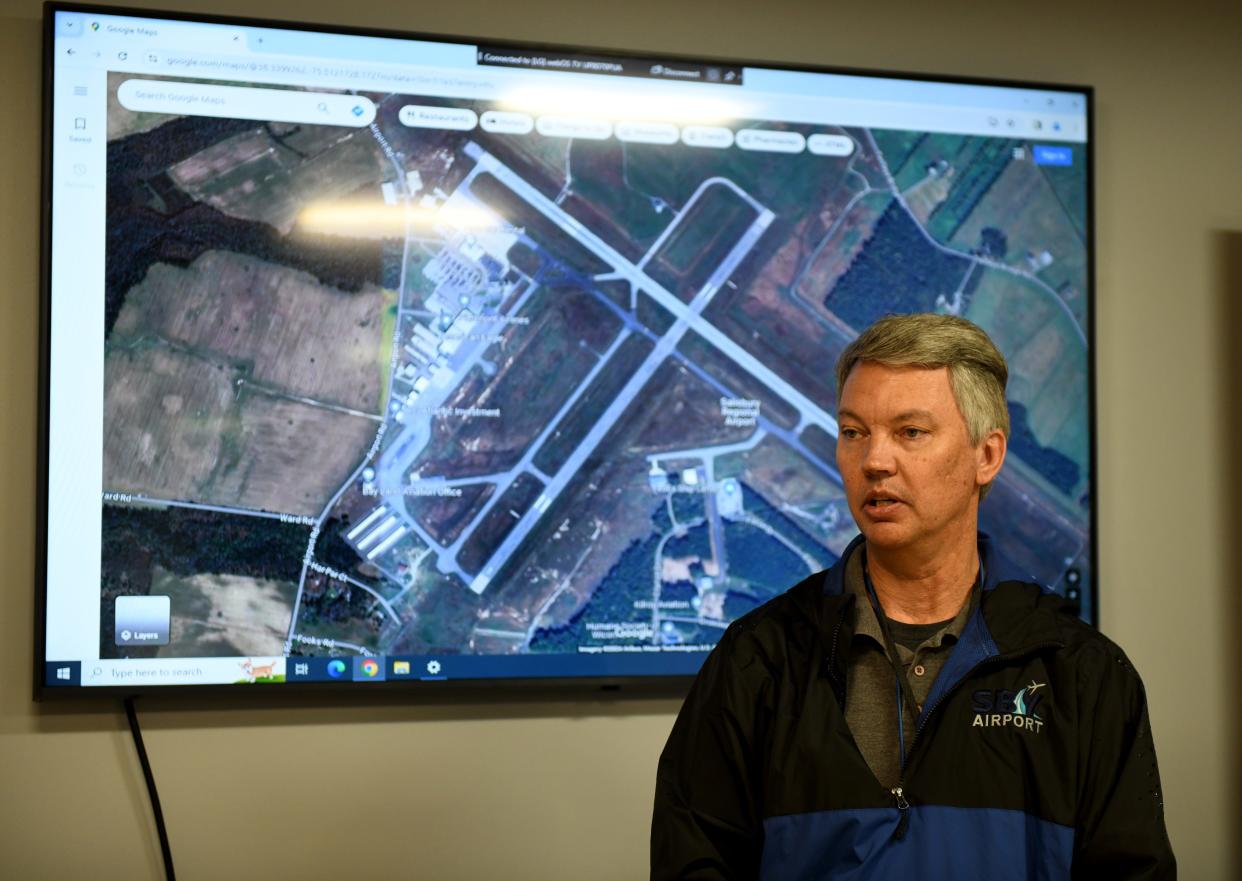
[98,74,1091,666]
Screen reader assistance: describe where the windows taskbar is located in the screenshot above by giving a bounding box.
[43,648,712,688]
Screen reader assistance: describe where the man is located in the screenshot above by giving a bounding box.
[651,313,1175,880]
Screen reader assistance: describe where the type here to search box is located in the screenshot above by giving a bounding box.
[117,79,377,127]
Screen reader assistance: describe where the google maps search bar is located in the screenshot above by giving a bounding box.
[117,79,377,127]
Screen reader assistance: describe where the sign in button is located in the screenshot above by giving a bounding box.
[1033,145,1073,166]
[399,105,478,131]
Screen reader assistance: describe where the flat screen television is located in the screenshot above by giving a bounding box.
[38,2,1095,695]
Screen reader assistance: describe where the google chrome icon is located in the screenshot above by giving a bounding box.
[361,659,380,678]
[326,659,347,679]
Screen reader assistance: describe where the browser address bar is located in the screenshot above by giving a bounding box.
[117,79,377,127]
[156,53,499,97]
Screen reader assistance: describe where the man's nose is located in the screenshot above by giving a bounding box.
[862,435,897,477]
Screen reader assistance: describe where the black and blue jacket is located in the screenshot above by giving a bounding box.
[651,535,1175,880]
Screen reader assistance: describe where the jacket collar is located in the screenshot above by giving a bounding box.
[821,532,1021,598]
[815,533,1069,716]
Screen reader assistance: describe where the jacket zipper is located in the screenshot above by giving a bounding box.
[823,603,850,704]
[889,785,911,839]
[887,640,1063,842]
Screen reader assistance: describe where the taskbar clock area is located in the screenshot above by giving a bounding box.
[42,651,707,690]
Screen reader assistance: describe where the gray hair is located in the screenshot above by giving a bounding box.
[835,313,1010,494]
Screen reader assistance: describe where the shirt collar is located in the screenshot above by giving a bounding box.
[843,543,978,651]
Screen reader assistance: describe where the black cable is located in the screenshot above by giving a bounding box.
[123,697,177,881]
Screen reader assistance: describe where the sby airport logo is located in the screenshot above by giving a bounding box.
[971,681,1047,733]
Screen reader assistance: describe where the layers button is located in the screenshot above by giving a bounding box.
[480,110,534,135]
[535,115,612,140]
[615,121,680,145]
[736,128,806,154]
[115,595,171,646]
[807,133,855,156]
[399,105,478,131]
[681,125,734,149]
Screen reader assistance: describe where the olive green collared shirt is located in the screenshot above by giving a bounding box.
[841,547,979,789]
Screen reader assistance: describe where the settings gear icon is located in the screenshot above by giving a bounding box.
[426,660,442,675]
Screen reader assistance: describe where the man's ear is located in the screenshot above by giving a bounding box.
[975,428,1007,488]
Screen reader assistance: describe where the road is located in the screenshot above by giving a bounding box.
[637,175,767,270]
[861,128,1086,345]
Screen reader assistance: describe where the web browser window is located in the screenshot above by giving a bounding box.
[42,6,1092,691]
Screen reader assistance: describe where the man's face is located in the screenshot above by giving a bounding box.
[836,361,1004,556]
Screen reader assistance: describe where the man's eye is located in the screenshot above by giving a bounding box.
[841,428,861,439]
[902,427,926,439]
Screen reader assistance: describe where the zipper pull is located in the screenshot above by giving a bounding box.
[890,786,910,840]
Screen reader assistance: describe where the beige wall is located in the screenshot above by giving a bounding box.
[2,1,1239,878]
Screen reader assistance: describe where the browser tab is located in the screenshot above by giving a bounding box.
[86,16,248,51]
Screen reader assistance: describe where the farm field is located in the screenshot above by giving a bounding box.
[951,156,1089,326]
[103,344,235,501]
[966,268,1089,499]
[152,567,296,659]
[208,390,376,517]
[170,121,386,235]
[111,250,389,413]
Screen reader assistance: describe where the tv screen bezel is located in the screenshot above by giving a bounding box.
[35,0,1097,700]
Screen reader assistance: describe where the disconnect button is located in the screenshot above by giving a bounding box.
[115,595,171,646]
